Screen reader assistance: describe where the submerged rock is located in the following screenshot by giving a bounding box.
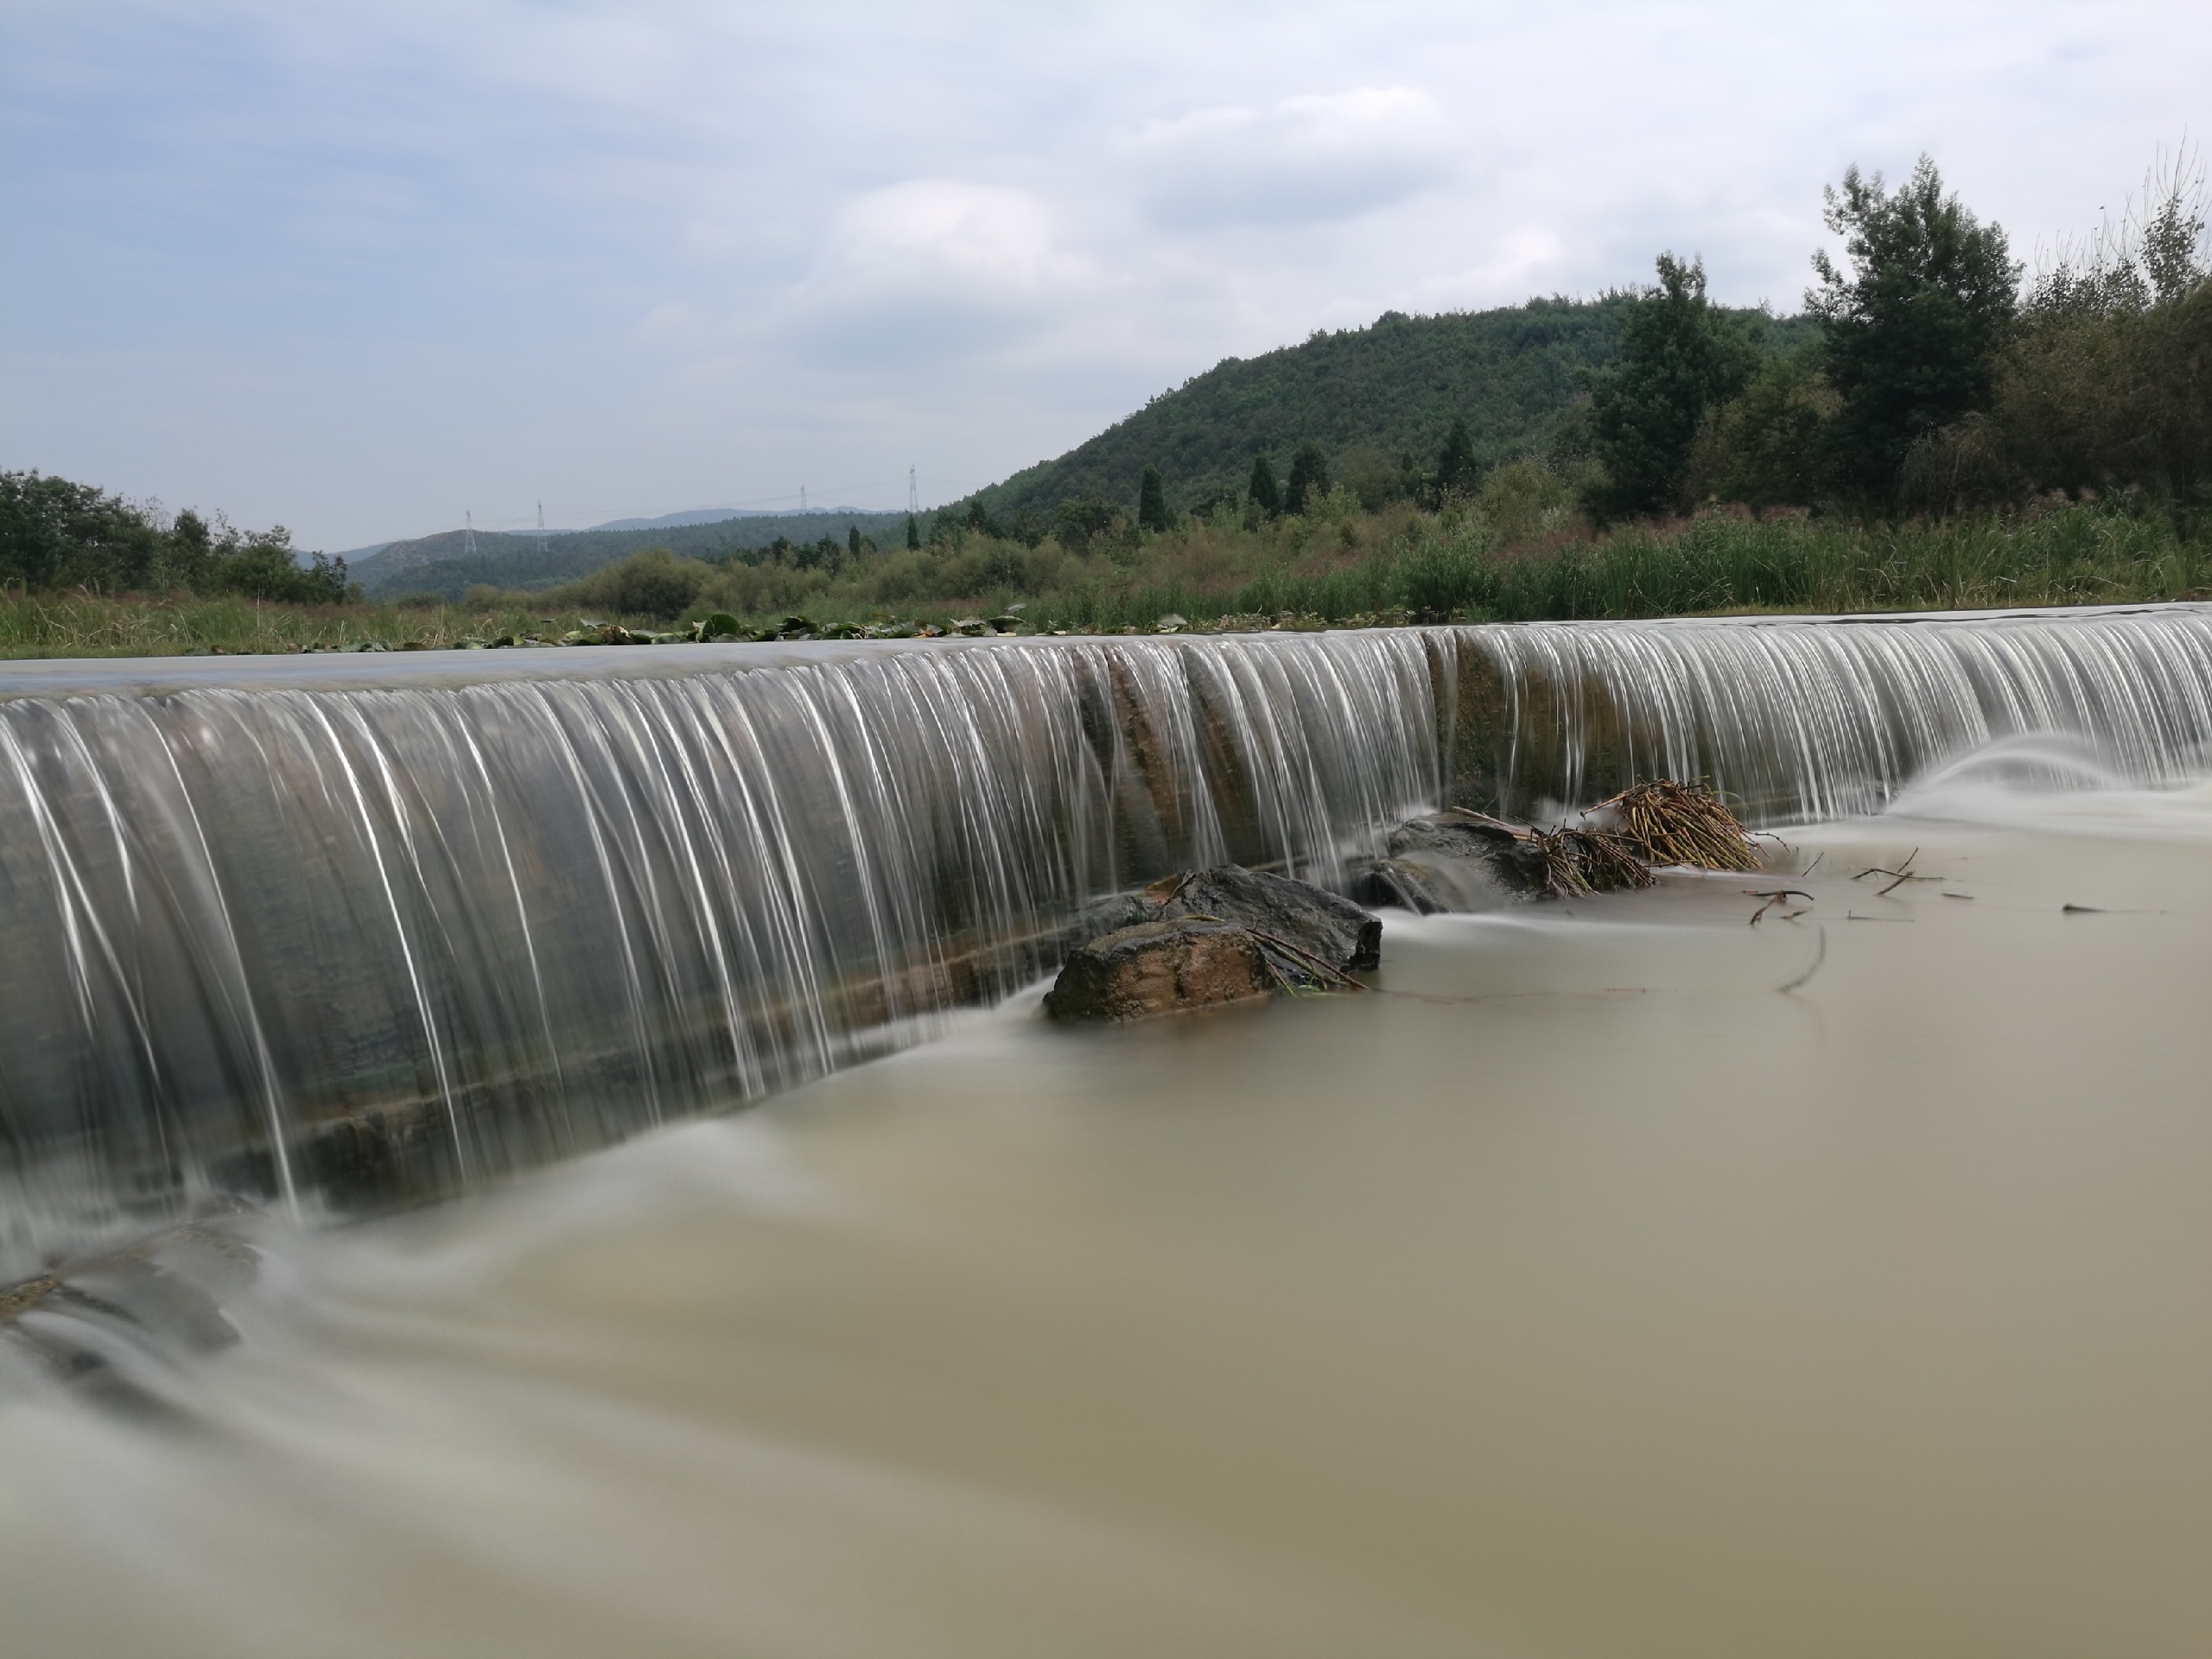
[1043,918,1274,1021]
[1348,855,1465,914]
[1360,800,1733,912]
[1353,811,1560,909]
[1,1216,259,1412]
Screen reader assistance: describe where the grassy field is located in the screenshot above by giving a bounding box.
[3,487,2204,658]
[0,592,613,660]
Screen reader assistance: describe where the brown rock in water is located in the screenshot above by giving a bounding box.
[1044,918,1275,1022]
[1154,865,1382,973]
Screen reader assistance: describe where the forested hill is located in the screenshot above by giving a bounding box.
[359,295,1813,599]
[356,510,912,599]
[981,296,1809,518]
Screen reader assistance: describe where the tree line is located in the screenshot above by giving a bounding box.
[1581,154,2209,526]
[0,472,357,603]
[1072,152,2205,540]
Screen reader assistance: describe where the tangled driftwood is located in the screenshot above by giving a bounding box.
[1588,781,1763,873]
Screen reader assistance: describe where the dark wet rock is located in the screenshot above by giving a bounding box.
[1348,855,1459,914]
[1155,864,1381,973]
[1389,812,1548,887]
[1369,808,1662,906]
[1368,810,1558,906]
[1058,892,1162,955]
[1043,918,1274,1022]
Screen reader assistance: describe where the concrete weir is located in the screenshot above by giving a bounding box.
[5,607,2212,1272]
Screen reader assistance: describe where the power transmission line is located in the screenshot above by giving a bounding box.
[463,511,477,557]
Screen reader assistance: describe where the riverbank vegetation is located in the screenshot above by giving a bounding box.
[2,152,2202,656]
[3,490,2199,656]
[0,472,356,607]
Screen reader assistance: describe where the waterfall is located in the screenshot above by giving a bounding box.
[5,604,2211,1273]
[1458,606,2212,821]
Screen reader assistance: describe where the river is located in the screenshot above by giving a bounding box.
[7,753,2207,1656]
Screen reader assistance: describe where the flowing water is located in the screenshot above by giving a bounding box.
[5,609,2212,1654]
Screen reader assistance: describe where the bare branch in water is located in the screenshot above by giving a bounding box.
[1776,926,1828,992]
[1745,888,1816,925]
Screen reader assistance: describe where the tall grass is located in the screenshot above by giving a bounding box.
[2,495,2202,658]
[0,593,599,658]
[1014,499,2208,632]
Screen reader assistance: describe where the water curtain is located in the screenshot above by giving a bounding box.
[4,607,2210,1271]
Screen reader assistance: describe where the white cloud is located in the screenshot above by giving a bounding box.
[782,181,1096,368]
[825,180,1081,295]
[1121,87,1456,230]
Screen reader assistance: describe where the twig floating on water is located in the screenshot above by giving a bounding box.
[1745,888,1815,926]
[1776,926,1827,993]
[1854,847,1924,894]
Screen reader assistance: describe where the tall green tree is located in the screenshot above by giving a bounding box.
[905,513,921,550]
[1052,496,1120,550]
[0,470,353,601]
[1433,417,1479,499]
[1993,158,2209,518]
[1808,156,2019,500]
[1283,442,1330,514]
[1136,466,1170,532]
[1585,254,1758,520]
[1247,454,1281,517]
[0,471,161,590]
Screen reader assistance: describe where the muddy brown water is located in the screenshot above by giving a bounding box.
[6,769,2209,1657]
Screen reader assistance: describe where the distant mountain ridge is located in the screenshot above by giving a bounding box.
[359,296,1811,600]
[585,505,880,532]
[356,510,912,600]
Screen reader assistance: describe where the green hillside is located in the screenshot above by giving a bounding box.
[364,296,1813,600]
[982,296,1812,521]
[357,512,912,600]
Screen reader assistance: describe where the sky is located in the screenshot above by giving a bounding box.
[3,2,2207,551]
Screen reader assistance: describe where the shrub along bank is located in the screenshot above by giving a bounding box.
[0,472,356,606]
[471,467,2202,639]
[5,483,2197,658]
